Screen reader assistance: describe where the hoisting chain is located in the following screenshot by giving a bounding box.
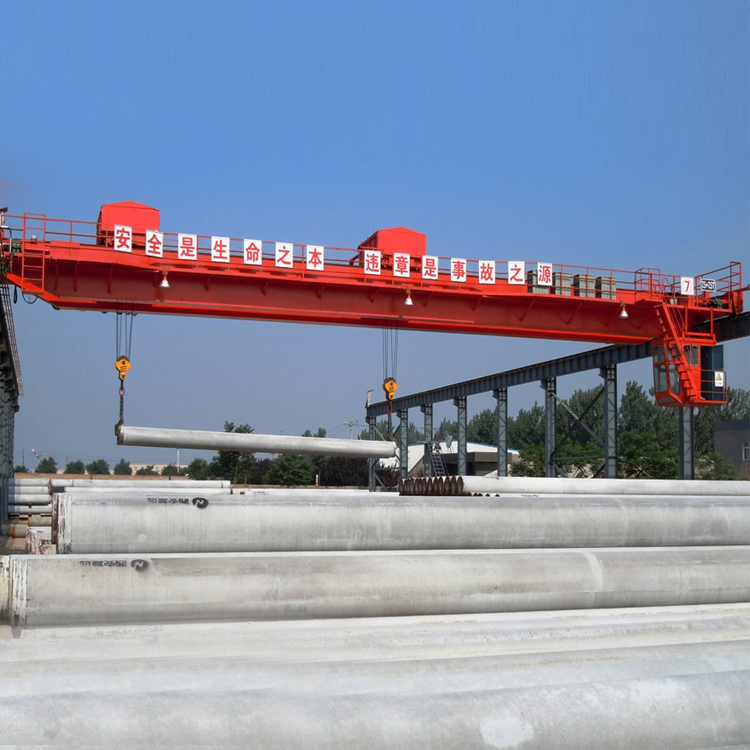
[114,312,134,432]
[382,328,398,441]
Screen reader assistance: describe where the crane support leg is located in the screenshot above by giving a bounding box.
[601,365,618,479]
[542,378,558,478]
[679,407,695,481]
[421,404,433,478]
[367,416,378,492]
[398,409,409,484]
[454,396,467,476]
[494,388,508,477]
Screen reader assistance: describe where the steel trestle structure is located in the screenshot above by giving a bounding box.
[366,312,750,484]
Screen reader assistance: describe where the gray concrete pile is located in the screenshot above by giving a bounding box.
[402,474,750,496]
[0,477,231,539]
[1,605,748,747]
[2,477,51,539]
[1,477,749,747]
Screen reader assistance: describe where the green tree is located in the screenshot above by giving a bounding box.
[510,442,545,476]
[468,408,496,445]
[618,382,678,478]
[14,464,28,473]
[135,465,158,476]
[303,427,329,479]
[302,427,327,438]
[618,381,655,435]
[161,463,186,477]
[263,454,315,486]
[36,456,57,474]
[65,460,86,474]
[435,418,458,442]
[358,419,424,444]
[508,404,544,449]
[208,422,257,484]
[319,456,369,486]
[113,458,132,475]
[186,458,210,480]
[250,457,273,484]
[696,451,736,481]
[86,459,110,475]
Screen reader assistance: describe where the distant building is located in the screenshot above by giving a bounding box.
[380,441,520,478]
[714,419,750,479]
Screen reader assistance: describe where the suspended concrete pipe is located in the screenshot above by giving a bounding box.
[52,492,750,554]
[3,547,749,627]
[117,424,397,458]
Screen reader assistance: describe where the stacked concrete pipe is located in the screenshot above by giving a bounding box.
[401,475,750,496]
[3,546,749,627]
[3,476,750,747]
[51,491,750,553]
[1,605,748,746]
[2,478,51,538]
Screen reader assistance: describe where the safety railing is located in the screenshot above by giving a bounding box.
[1,213,742,304]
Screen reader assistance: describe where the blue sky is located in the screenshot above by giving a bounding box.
[3,0,748,469]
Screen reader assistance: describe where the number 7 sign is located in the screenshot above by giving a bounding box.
[681,277,695,295]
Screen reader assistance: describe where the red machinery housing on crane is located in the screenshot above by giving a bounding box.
[0,201,744,408]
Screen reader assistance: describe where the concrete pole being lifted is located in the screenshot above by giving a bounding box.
[117,425,396,458]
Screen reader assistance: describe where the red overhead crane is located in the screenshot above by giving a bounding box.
[0,201,744,408]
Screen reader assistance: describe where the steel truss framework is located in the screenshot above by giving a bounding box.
[366,313,749,487]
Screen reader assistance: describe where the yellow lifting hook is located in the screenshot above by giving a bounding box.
[115,356,131,381]
[382,377,398,401]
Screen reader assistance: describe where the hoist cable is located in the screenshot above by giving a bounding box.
[382,327,398,381]
[114,312,135,432]
[116,312,135,360]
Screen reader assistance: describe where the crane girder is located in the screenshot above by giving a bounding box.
[0,204,744,407]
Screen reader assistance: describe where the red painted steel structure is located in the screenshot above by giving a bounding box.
[0,202,744,407]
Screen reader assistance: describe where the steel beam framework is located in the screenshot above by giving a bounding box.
[367,313,749,486]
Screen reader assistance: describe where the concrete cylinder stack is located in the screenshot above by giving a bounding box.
[2,477,749,747]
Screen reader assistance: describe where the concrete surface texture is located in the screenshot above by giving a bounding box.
[0,606,748,748]
[3,547,750,627]
[451,475,750,496]
[52,491,750,553]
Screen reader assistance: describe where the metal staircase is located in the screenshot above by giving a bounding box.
[427,442,448,477]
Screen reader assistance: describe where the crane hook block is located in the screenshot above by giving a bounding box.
[383,377,398,401]
[115,356,131,381]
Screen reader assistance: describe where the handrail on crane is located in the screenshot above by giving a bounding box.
[0,203,744,410]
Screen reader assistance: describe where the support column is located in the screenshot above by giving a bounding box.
[680,407,695,481]
[493,388,508,477]
[367,415,377,492]
[600,365,618,479]
[398,409,409,485]
[542,378,557,478]
[454,396,467,476]
[421,404,433,477]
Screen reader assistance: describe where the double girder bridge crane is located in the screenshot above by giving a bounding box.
[0,201,744,409]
